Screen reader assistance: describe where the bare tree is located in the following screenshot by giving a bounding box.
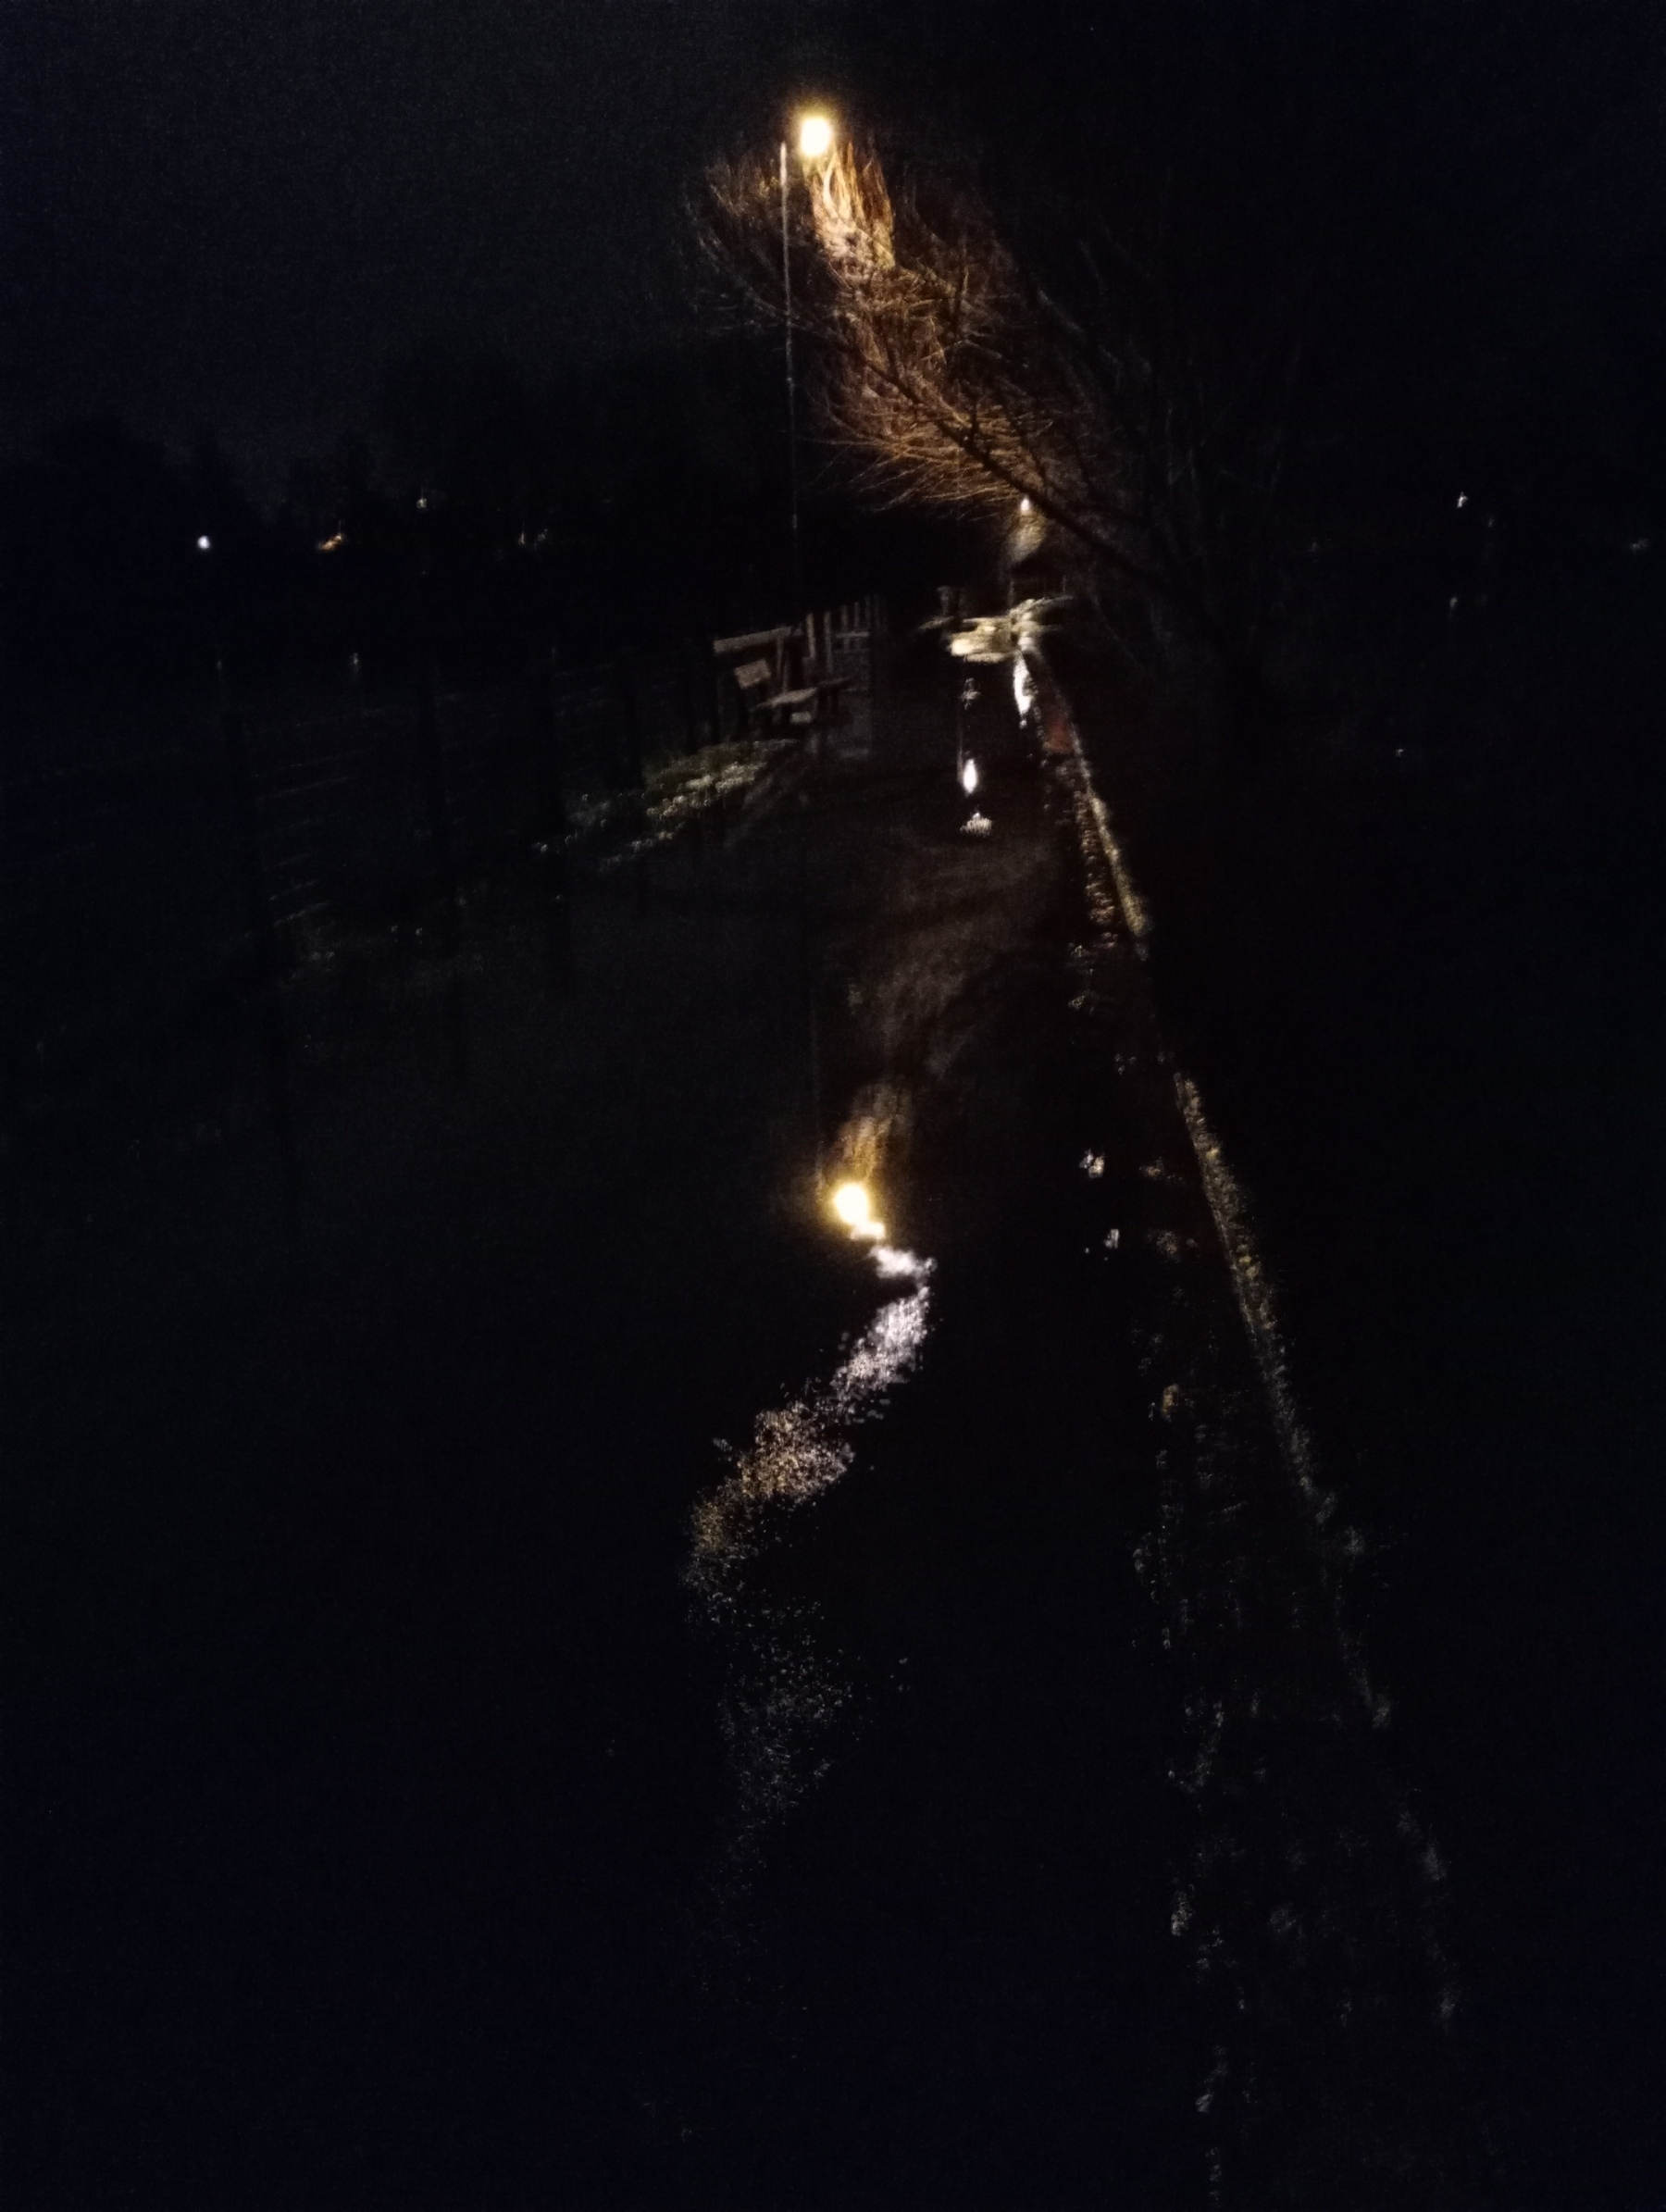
[701,131,1310,716]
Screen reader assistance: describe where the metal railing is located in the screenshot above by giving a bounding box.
[4,648,695,1097]
[5,603,886,1111]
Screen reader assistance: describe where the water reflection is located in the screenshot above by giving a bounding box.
[829,1178,886,1241]
[686,1172,933,1909]
[688,1236,932,1598]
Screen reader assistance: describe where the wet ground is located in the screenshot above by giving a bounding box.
[7,667,1487,2206]
[1048,616,1666,2212]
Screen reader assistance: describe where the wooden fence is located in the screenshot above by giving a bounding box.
[5,604,883,1111]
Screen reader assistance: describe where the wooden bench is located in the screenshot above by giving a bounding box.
[712,624,855,739]
[748,677,852,733]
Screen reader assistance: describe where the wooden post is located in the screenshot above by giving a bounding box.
[415,661,454,900]
[528,648,570,844]
[528,649,572,986]
[707,641,726,749]
[613,660,644,793]
[612,660,649,913]
[679,640,702,754]
[222,700,299,1214]
[707,646,727,747]
[222,702,283,988]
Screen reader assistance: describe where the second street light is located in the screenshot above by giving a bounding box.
[780,109,835,611]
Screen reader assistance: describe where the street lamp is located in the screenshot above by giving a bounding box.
[780,109,836,606]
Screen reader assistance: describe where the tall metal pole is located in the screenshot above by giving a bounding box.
[780,138,803,609]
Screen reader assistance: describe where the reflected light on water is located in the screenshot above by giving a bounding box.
[873,1242,927,1279]
[689,1242,934,1586]
[685,1226,935,1889]
[831,1179,886,1240]
[684,1119,933,1913]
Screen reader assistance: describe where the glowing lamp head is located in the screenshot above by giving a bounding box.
[797,113,834,159]
[830,1179,885,1240]
[195,534,211,551]
[961,757,979,795]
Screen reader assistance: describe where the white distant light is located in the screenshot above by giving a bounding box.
[1456,493,1468,509]
[196,534,211,551]
[1018,495,1032,514]
[961,756,979,795]
[797,113,834,159]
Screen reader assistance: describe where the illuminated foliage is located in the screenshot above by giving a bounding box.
[701,129,1299,690]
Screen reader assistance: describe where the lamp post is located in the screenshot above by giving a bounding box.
[780,111,834,613]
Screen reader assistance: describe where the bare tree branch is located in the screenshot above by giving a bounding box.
[700,134,1306,680]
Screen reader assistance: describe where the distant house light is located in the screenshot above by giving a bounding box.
[317,532,345,553]
[1456,493,1468,509]
[196,534,211,551]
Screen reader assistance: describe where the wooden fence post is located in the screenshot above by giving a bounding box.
[222,702,283,987]
[613,660,645,793]
[528,649,573,986]
[415,659,455,905]
[709,644,728,746]
[222,699,299,1214]
[528,648,570,843]
[612,661,649,912]
[680,639,704,753]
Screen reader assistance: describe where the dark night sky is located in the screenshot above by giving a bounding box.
[11,0,1659,503]
[1,0,794,487]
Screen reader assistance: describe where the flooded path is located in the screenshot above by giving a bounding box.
[7,662,1482,2206]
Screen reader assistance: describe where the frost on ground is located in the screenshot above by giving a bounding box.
[645,741,796,834]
